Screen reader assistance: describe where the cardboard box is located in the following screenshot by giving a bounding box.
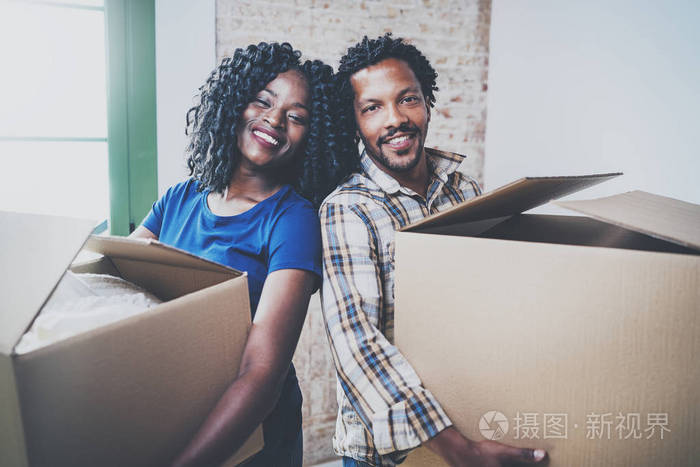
[394,176,700,466]
[0,211,263,467]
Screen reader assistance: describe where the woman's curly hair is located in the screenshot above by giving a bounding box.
[185,42,358,207]
[335,33,439,146]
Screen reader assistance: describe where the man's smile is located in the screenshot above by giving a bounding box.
[382,133,415,151]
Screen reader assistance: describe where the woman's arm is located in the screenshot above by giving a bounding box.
[170,268,316,467]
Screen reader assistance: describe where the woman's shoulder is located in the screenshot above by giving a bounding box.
[263,186,320,234]
[161,178,205,202]
[267,186,322,264]
[151,179,207,218]
[274,185,318,218]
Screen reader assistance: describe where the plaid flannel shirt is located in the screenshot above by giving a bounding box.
[320,147,482,465]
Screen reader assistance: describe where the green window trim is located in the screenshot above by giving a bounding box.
[105,0,157,235]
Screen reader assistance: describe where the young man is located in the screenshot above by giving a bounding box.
[320,34,547,466]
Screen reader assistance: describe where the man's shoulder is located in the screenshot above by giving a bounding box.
[425,147,483,196]
[320,172,384,209]
[426,146,467,165]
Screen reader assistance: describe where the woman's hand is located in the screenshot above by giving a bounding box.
[170,268,317,467]
[129,225,157,240]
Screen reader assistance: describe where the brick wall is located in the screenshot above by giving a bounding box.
[216,0,492,463]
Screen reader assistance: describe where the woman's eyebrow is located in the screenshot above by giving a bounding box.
[260,88,308,111]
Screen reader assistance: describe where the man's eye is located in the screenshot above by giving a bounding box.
[402,96,418,104]
[362,105,379,114]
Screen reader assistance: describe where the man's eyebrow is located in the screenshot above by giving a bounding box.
[356,86,422,105]
[356,97,381,106]
[398,85,421,96]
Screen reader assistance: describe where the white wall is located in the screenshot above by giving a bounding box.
[155,0,216,194]
[485,0,700,211]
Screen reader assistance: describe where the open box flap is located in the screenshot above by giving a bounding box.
[556,190,700,251]
[402,173,621,232]
[0,211,97,355]
[84,235,243,275]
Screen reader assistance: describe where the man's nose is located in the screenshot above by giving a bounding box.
[385,103,408,129]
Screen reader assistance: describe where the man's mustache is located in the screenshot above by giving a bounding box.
[377,123,419,146]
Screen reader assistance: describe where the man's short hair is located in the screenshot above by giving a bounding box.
[336,33,439,140]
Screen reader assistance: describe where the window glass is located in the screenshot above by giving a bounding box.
[0,1,109,223]
[36,1,104,6]
[0,2,107,138]
[0,141,109,221]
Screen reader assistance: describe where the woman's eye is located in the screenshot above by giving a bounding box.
[289,114,308,125]
[254,98,270,107]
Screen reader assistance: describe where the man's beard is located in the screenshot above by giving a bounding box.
[361,123,425,173]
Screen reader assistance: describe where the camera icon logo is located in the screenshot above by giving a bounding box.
[479,411,509,440]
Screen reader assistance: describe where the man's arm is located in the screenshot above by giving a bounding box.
[321,202,546,466]
[321,202,452,455]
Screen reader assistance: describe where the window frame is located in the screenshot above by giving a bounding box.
[105,0,157,235]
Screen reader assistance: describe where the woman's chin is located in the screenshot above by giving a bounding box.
[241,158,292,175]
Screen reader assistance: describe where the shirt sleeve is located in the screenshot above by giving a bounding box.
[141,189,168,238]
[268,202,322,281]
[320,202,452,457]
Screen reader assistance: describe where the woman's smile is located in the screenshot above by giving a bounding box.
[251,125,284,148]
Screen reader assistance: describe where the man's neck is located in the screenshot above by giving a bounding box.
[371,150,430,199]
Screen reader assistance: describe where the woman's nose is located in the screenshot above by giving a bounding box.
[263,107,284,128]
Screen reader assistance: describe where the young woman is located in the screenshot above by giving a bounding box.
[131,42,356,466]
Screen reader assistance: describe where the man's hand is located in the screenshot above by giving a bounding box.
[424,427,546,467]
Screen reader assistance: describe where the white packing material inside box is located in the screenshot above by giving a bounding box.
[15,271,162,355]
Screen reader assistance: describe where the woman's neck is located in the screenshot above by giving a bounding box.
[206,165,284,217]
[226,164,284,201]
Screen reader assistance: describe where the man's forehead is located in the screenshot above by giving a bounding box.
[350,58,421,101]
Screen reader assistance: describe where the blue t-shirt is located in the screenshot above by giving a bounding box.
[143,179,322,312]
[142,179,321,457]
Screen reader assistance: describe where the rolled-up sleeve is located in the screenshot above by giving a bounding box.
[320,201,452,456]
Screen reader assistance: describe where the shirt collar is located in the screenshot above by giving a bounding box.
[360,149,402,194]
[360,147,467,195]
